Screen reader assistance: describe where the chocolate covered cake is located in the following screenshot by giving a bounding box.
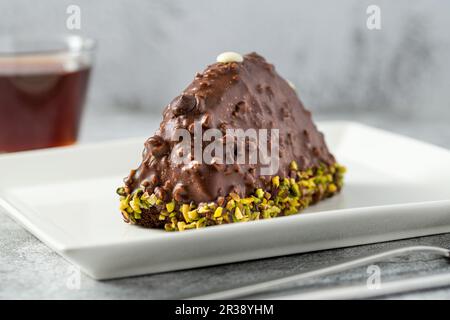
[117,52,345,231]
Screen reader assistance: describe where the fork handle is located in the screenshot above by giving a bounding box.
[190,245,450,300]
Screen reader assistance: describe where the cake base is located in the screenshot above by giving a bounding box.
[117,161,345,231]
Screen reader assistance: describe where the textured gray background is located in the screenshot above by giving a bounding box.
[1,0,449,119]
[1,0,450,300]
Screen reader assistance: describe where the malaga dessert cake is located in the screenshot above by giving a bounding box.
[117,52,345,231]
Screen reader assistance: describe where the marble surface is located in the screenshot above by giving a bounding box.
[2,0,450,118]
[1,110,450,300]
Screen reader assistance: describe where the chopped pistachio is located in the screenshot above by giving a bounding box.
[164,223,174,231]
[181,204,189,215]
[185,222,197,229]
[187,209,199,221]
[169,211,177,218]
[141,192,150,201]
[252,196,262,204]
[121,210,129,221]
[140,200,150,210]
[116,187,127,196]
[166,200,176,213]
[226,199,236,210]
[240,197,254,205]
[263,206,281,218]
[338,165,347,174]
[177,221,186,231]
[230,192,240,201]
[160,210,170,217]
[255,188,264,199]
[208,202,217,209]
[279,188,290,199]
[291,183,301,197]
[148,193,157,206]
[284,206,298,215]
[196,217,206,228]
[214,207,223,218]
[290,160,298,171]
[130,195,141,213]
[181,204,191,222]
[328,183,337,193]
[127,213,136,223]
[198,205,210,214]
[119,195,130,211]
[272,176,280,188]
[234,207,244,220]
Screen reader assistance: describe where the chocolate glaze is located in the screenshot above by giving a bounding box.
[125,53,335,203]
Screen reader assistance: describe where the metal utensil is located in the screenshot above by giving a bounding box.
[190,246,450,300]
[274,272,450,299]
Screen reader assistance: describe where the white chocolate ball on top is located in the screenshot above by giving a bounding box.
[216,51,243,63]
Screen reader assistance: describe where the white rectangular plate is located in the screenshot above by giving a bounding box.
[1,121,450,280]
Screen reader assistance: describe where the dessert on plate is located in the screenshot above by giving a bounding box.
[117,52,345,231]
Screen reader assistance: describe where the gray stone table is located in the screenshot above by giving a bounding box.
[1,110,450,300]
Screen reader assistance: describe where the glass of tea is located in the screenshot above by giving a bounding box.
[0,35,95,153]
